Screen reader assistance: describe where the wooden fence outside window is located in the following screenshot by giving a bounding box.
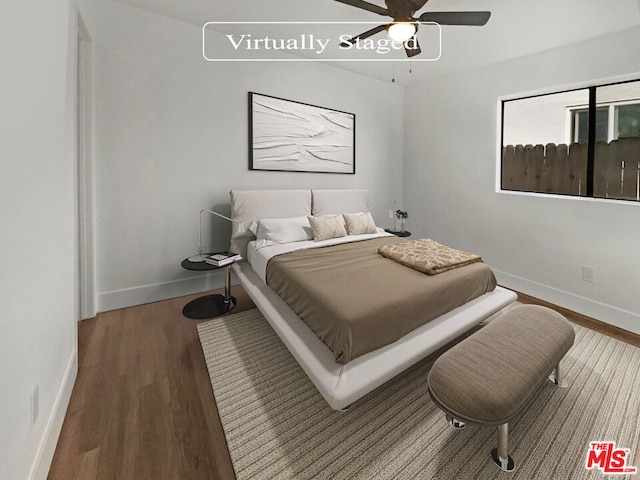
[502,138,640,201]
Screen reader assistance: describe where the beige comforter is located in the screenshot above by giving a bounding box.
[378,238,482,275]
[266,237,497,364]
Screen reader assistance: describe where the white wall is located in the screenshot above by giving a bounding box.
[503,82,640,146]
[0,1,83,479]
[93,0,405,311]
[404,27,640,334]
[502,89,588,146]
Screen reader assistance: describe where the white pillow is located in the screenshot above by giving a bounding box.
[255,216,313,244]
[343,212,377,235]
[307,215,348,241]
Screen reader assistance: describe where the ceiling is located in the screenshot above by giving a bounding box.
[113,0,640,86]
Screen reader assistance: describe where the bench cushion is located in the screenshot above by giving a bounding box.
[428,304,575,426]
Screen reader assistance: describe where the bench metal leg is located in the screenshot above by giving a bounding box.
[548,361,569,388]
[491,423,516,472]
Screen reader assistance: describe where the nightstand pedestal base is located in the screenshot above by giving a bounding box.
[182,295,236,319]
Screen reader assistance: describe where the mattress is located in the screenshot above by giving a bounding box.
[254,236,498,363]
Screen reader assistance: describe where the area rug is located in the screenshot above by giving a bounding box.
[197,308,640,479]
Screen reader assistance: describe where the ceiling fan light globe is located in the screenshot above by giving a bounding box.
[387,22,416,43]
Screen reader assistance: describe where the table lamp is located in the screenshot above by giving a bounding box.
[188,209,245,262]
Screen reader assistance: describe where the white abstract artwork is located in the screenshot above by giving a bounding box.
[249,93,355,173]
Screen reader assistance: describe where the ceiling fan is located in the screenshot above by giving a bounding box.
[335,0,490,57]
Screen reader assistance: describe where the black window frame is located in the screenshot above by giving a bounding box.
[500,78,640,202]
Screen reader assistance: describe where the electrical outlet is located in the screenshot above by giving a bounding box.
[30,384,39,428]
[582,266,594,283]
[388,209,394,219]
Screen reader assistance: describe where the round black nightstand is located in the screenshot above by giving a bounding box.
[385,229,411,237]
[181,256,236,319]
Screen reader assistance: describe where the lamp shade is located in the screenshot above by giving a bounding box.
[232,221,246,235]
[188,209,245,262]
[387,22,416,43]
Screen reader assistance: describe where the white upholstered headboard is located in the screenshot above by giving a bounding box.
[310,189,369,216]
[229,189,369,257]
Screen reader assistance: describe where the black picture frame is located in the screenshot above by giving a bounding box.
[249,92,356,174]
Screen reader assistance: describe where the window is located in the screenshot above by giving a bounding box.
[571,107,608,144]
[570,102,640,143]
[501,79,640,202]
[615,103,640,139]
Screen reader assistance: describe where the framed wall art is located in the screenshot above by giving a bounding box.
[249,92,355,174]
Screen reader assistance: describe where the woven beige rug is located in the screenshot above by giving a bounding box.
[197,308,640,479]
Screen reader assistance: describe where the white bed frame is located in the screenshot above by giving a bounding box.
[229,189,517,410]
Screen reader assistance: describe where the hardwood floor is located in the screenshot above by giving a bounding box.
[48,288,254,480]
[516,292,640,348]
[48,287,640,479]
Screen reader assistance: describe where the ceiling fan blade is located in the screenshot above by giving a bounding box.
[404,35,421,57]
[334,0,389,16]
[418,11,491,26]
[340,24,388,47]
[407,0,430,10]
[385,0,429,14]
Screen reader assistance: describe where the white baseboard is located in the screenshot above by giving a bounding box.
[494,269,640,336]
[98,268,640,336]
[30,347,78,480]
[98,269,238,312]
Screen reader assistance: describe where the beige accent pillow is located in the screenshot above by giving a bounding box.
[307,215,347,241]
[343,212,377,235]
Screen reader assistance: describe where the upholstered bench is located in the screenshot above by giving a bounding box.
[427,304,575,472]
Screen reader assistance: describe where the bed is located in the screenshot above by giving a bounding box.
[229,189,517,410]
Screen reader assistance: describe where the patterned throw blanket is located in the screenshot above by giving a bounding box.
[378,238,483,275]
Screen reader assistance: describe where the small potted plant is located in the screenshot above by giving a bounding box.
[395,209,408,232]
